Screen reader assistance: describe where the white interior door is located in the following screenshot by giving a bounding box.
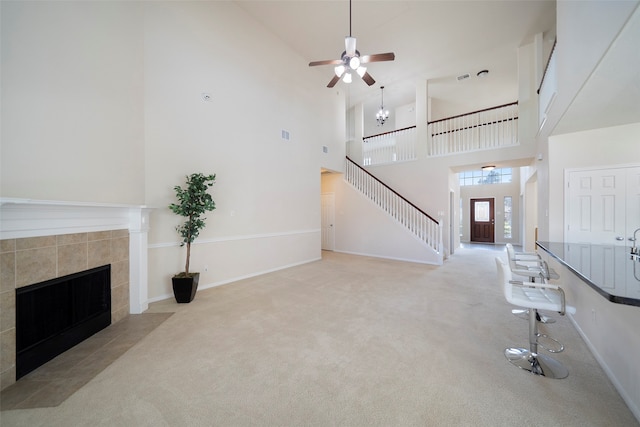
[566,166,640,296]
[566,168,627,245]
[627,167,640,241]
[567,166,640,245]
[321,193,335,251]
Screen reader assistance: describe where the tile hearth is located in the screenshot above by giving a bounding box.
[0,312,171,410]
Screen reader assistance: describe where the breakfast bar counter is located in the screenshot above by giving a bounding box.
[536,241,640,307]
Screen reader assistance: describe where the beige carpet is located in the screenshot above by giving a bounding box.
[1,248,638,426]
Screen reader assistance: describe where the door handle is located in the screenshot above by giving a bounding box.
[615,236,625,241]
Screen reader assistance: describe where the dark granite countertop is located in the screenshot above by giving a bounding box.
[536,241,640,307]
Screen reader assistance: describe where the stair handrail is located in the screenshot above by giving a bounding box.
[346,156,439,224]
[537,39,557,95]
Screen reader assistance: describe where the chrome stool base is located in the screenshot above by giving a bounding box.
[536,333,564,353]
[504,347,569,379]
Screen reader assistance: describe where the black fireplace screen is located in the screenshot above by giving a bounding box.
[16,264,111,379]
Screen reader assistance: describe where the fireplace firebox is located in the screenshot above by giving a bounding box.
[16,265,112,379]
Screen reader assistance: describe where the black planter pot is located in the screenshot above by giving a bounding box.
[171,273,200,303]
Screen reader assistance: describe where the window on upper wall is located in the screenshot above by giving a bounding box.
[504,196,512,239]
[459,168,512,186]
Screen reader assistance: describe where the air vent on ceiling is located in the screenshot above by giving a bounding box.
[457,73,470,82]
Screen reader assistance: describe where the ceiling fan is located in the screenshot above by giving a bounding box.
[308,0,395,88]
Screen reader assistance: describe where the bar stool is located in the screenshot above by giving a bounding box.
[506,243,559,281]
[495,257,575,379]
[506,243,542,262]
[506,243,558,323]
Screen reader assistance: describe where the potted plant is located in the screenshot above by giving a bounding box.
[169,172,216,303]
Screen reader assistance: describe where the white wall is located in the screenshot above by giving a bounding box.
[395,102,416,130]
[1,1,145,204]
[551,0,639,131]
[143,2,343,301]
[1,1,345,303]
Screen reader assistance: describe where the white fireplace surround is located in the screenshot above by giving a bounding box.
[0,198,152,314]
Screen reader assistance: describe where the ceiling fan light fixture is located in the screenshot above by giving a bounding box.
[308,0,395,88]
[349,56,361,70]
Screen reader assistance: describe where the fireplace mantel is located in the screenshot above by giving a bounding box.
[0,198,152,314]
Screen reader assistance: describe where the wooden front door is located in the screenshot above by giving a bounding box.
[470,198,495,243]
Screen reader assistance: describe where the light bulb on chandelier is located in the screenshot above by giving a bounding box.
[376,86,389,126]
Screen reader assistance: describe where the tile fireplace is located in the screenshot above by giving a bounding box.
[0,199,151,391]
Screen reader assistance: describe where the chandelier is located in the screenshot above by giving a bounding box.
[376,86,389,126]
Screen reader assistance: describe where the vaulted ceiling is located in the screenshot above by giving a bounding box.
[235,0,557,118]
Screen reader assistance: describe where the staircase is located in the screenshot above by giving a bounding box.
[345,156,443,264]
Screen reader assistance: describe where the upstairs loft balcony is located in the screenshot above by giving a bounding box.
[351,102,519,167]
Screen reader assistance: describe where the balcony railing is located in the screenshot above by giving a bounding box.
[427,102,519,156]
[345,156,443,260]
[361,126,417,166]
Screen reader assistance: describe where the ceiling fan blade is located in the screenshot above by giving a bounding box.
[327,75,341,88]
[361,71,375,86]
[360,52,395,64]
[309,59,343,67]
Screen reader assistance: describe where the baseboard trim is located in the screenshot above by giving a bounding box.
[147,256,322,304]
[332,250,441,266]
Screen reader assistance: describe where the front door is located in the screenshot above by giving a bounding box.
[470,198,495,243]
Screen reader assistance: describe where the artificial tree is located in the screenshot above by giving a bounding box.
[168,172,216,302]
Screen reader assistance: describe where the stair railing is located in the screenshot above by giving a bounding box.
[345,156,443,257]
